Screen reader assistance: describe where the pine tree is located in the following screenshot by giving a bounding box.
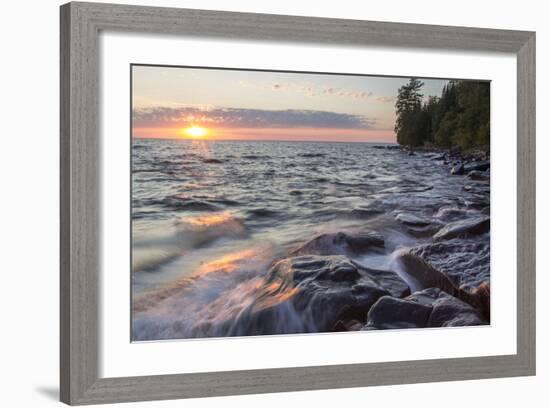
[394,78,490,152]
[395,78,425,146]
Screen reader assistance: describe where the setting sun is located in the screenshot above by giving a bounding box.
[183,126,208,138]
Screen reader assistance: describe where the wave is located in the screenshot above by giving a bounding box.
[132,245,291,340]
[246,208,283,218]
[132,212,247,272]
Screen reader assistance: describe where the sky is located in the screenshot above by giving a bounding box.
[132,65,448,143]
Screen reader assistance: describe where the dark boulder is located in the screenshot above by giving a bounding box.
[365,288,486,330]
[254,255,411,332]
[333,319,363,331]
[364,296,433,329]
[408,288,486,327]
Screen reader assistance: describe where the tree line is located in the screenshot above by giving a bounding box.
[394,78,490,151]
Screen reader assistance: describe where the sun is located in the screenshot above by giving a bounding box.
[183,126,208,138]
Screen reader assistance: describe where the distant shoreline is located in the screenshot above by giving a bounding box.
[132,137,399,145]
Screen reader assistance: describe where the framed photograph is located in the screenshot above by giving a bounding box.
[60,1,535,405]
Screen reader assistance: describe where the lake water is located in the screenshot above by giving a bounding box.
[131,139,490,340]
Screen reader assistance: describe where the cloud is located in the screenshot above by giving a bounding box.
[133,106,375,129]
[239,80,375,100]
[376,96,396,103]
[321,87,372,99]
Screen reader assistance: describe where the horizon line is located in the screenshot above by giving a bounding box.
[132,136,399,145]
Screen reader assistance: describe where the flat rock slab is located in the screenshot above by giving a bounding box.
[433,216,490,241]
[395,212,433,227]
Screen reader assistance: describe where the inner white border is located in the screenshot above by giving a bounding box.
[100,32,517,378]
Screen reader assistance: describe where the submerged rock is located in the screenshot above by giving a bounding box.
[365,288,486,330]
[292,231,384,257]
[433,217,490,241]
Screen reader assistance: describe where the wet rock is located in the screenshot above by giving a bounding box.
[408,288,486,327]
[394,212,442,237]
[398,243,490,319]
[292,231,384,257]
[364,296,432,329]
[257,255,411,331]
[404,224,443,238]
[408,237,490,292]
[450,163,465,175]
[466,170,490,181]
[333,319,363,331]
[464,161,490,172]
[433,217,490,241]
[395,251,461,296]
[395,212,432,227]
[364,288,486,330]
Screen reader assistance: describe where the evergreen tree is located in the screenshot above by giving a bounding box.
[394,78,490,151]
[395,78,425,146]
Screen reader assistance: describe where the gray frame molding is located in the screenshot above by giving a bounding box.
[60,2,536,405]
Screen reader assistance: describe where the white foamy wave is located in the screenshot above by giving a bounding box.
[132,212,246,272]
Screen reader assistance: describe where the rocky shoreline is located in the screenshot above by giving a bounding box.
[208,224,490,335]
[215,147,492,334]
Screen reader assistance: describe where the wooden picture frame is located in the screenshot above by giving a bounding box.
[60,2,536,405]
